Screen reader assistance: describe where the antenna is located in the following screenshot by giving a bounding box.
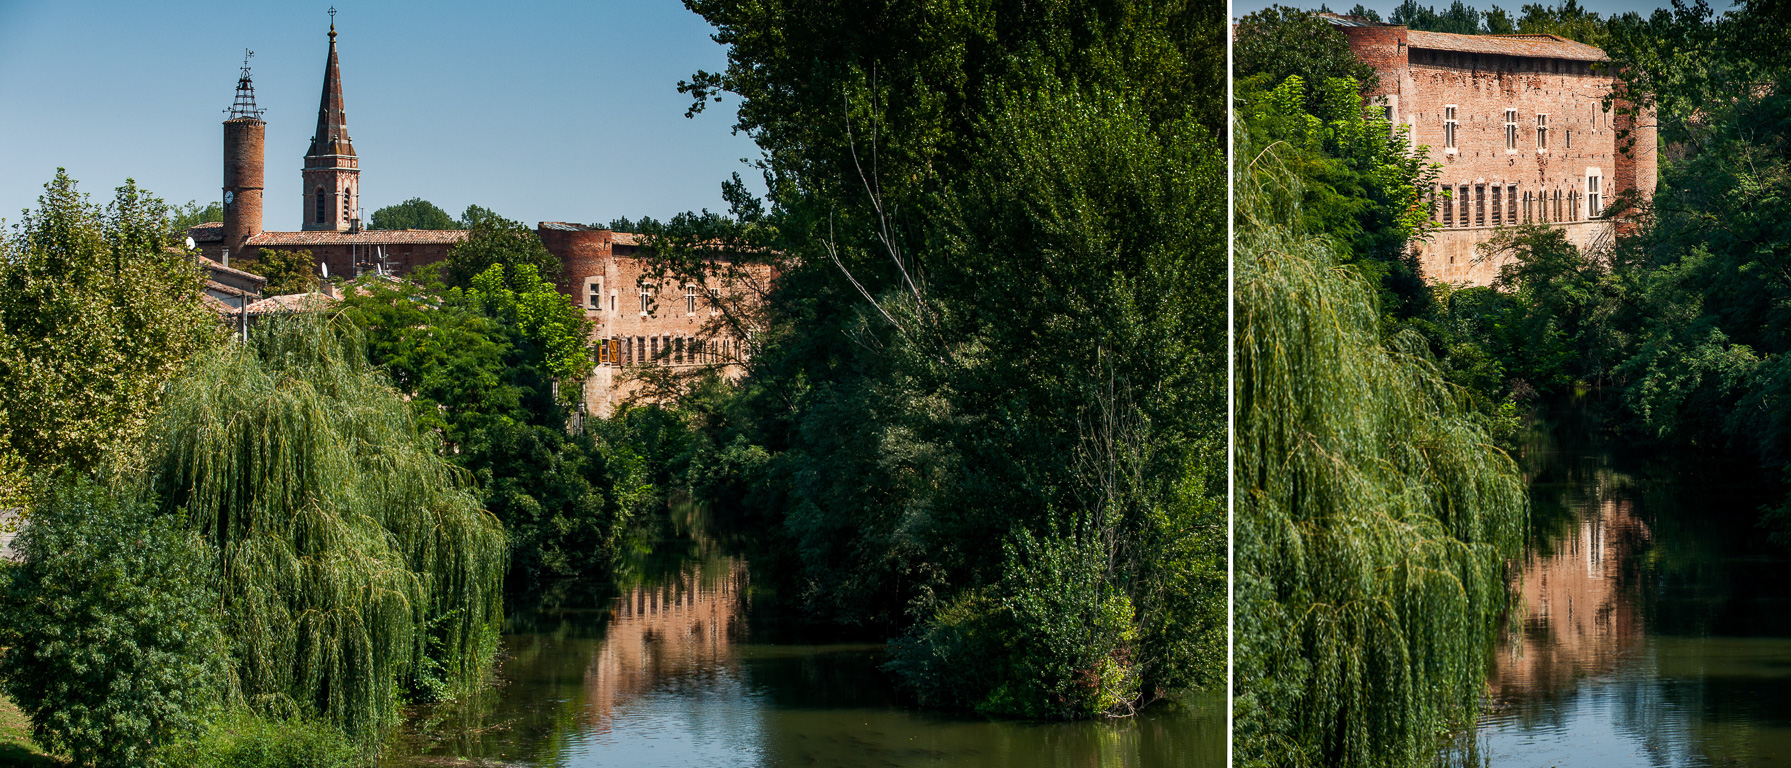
[226,48,265,119]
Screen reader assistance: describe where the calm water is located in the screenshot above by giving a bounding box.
[386,506,1223,767]
[1444,407,1791,767]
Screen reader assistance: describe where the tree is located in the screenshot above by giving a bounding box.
[336,269,648,585]
[239,248,318,296]
[170,201,223,232]
[0,170,218,484]
[1234,156,1526,768]
[671,0,1226,718]
[0,476,227,768]
[442,211,560,288]
[370,197,458,230]
[1237,74,1440,317]
[1234,6,1380,114]
[139,316,506,742]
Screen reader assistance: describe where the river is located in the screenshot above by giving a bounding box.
[385,504,1224,767]
[1444,405,1791,766]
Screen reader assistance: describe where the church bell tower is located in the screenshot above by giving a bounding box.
[302,10,360,232]
[221,51,265,257]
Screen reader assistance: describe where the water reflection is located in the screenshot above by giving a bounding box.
[387,506,1223,767]
[1444,407,1791,767]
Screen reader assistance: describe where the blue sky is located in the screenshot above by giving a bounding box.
[0,1,762,232]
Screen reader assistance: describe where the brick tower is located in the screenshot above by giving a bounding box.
[302,13,359,232]
[221,51,265,259]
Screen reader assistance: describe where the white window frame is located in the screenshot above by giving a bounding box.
[1536,113,1549,150]
[639,284,653,313]
[686,283,699,315]
[587,277,603,310]
[1504,109,1518,150]
[1586,171,1603,218]
[1444,105,1458,152]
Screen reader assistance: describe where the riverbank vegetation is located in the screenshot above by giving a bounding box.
[1233,7,1532,766]
[1420,0,1791,540]
[623,0,1227,718]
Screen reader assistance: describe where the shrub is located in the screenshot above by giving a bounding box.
[0,476,226,768]
[886,524,1143,720]
[159,713,359,768]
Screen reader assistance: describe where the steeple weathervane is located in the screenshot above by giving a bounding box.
[226,49,264,119]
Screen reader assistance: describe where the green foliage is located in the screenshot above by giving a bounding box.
[369,198,457,231]
[464,264,592,388]
[888,523,1142,720]
[158,713,359,768]
[335,270,647,585]
[1234,154,1527,767]
[442,211,559,289]
[0,170,218,490]
[1237,74,1440,317]
[139,316,505,742]
[0,476,227,768]
[1234,6,1380,112]
[170,201,223,232]
[668,0,1225,718]
[238,249,318,296]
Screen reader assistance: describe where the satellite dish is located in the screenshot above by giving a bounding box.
[320,261,330,278]
[184,236,195,250]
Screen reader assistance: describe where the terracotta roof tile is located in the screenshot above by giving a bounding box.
[203,258,267,286]
[1408,30,1606,62]
[245,292,339,314]
[189,222,224,243]
[245,229,469,247]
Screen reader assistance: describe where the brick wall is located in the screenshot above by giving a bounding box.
[1336,27,1656,286]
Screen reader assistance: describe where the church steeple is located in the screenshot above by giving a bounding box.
[307,16,354,159]
[302,8,360,232]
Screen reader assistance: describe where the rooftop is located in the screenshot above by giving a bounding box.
[1317,12,1607,61]
[246,229,470,247]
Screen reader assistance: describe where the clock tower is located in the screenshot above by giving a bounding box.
[302,12,360,232]
[221,51,265,258]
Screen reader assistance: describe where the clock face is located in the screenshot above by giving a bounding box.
[224,191,235,205]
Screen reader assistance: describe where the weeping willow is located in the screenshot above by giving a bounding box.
[133,315,505,742]
[1234,150,1528,767]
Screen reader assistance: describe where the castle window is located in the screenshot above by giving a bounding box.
[1587,173,1602,217]
[1524,191,1533,223]
[315,188,326,223]
[611,291,617,312]
[1441,185,1452,227]
[588,278,603,310]
[686,283,698,314]
[1475,184,1486,227]
[342,192,351,222]
[1444,106,1458,150]
[1536,114,1549,150]
[1567,129,1573,149]
[1509,185,1519,224]
[1505,110,1518,150]
[1492,185,1502,225]
[640,285,653,313]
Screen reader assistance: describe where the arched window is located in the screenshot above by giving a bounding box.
[314,188,326,224]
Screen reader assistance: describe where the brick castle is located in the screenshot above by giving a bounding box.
[191,18,767,416]
[1324,13,1658,285]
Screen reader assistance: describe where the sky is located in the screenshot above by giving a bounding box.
[1231,0,1735,21]
[0,0,763,232]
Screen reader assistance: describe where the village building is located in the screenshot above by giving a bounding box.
[190,17,767,416]
[1324,13,1658,285]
